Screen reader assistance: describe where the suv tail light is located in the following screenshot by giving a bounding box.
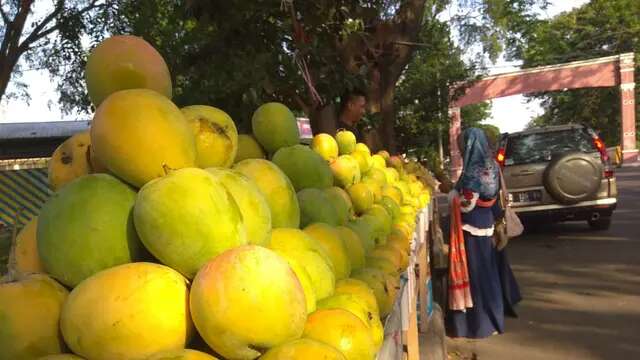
[604,169,614,178]
[496,147,506,167]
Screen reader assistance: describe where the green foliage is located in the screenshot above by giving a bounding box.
[3,0,543,154]
[519,0,640,146]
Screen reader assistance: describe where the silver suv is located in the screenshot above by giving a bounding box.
[498,124,617,230]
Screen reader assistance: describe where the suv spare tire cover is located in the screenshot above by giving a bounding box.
[543,151,603,205]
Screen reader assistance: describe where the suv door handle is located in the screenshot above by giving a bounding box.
[516,170,536,176]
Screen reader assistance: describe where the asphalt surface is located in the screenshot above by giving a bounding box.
[444,165,640,360]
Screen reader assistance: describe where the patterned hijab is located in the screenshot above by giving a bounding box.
[455,127,500,199]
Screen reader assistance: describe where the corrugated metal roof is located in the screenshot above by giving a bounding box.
[0,168,51,227]
[0,121,91,140]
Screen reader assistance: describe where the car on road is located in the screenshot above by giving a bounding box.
[498,124,617,230]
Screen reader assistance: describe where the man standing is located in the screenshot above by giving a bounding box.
[336,90,367,140]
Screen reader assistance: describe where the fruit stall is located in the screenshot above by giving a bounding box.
[0,35,440,360]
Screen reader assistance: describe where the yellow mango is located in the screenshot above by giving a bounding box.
[259,338,345,360]
[190,246,307,360]
[91,89,196,187]
[182,105,238,168]
[60,263,192,360]
[0,274,68,360]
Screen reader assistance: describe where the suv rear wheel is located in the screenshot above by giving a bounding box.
[588,216,611,230]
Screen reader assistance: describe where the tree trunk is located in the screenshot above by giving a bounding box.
[378,72,397,154]
[309,103,338,135]
[0,0,34,102]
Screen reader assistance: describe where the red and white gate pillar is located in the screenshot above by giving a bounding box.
[449,107,463,181]
[619,53,638,163]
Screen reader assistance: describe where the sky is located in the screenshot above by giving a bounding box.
[0,0,590,129]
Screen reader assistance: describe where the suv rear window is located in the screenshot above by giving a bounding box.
[505,129,595,165]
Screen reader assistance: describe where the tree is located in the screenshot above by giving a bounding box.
[0,0,114,104]
[518,0,640,146]
[38,1,543,151]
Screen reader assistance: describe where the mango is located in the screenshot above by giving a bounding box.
[304,223,351,280]
[352,268,396,317]
[251,102,300,154]
[364,204,392,237]
[91,89,196,187]
[233,159,300,228]
[134,168,246,278]
[206,168,271,246]
[48,131,93,190]
[267,228,335,300]
[0,274,68,360]
[146,349,219,360]
[377,150,390,161]
[382,167,400,184]
[351,150,372,174]
[362,167,387,185]
[359,214,388,246]
[311,133,339,161]
[37,174,143,287]
[272,145,333,191]
[303,309,375,360]
[370,154,386,170]
[235,134,265,162]
[61,263,192,360]
[297,188,339,227]
[330,155,360,188]
[347,183,374,214]
[335,278,380,316]
[354,143,370,156]
[346,218,376,252]
[379,196,401,221]
[361,178,382,203]
[324,186,354,224]
[190,246,307,360]
[335,226,365,271]
[38,355,84,360]
[182,105,238,168]
[85,35,172,107]
[260,338,346,360]
[335,130,356,155]
[388,155,404,170]
[10,217,44,274]
[382,184,403,205]
[365,256,398,275]
[271,250,317,313]
[316,294,383,349]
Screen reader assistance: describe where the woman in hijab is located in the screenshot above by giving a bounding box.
[446,127,520,338]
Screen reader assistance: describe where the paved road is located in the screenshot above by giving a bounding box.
[446,165,640,360]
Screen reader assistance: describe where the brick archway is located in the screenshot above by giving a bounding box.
[449,53,637,178]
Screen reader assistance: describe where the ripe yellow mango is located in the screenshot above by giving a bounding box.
[304,223,351,281]
[182,105,238,168]
[145,349,219,360]
[303,309,375,360]
[85,35,172,107]
[60,263,192,360]
[10,217,44,274]
[91,89,196,187]
[190,246,307,360]
[260,339,346,360]
[235,134,265,163]
[0,274,68,360]
[48,130,107,190]
[233,159,300,228]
